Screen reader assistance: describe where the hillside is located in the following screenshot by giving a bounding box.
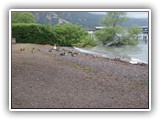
[33,12,104,29]
[123,18,148,27]
[32,11,148,29]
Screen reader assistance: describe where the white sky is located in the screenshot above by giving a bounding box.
[126,12,148,18]
[89,12,148,18]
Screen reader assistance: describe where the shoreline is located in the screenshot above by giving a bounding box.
[13,43,148,66]
[11,43,149,108]
[73,46,148,65]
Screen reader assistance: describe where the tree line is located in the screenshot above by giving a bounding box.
[12,12,97,47]
[12,11,141,47]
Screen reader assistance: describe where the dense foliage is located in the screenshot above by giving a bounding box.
[74,35,98,48]
[95,27,116,46]
[12,12,36,23]
[12,23,57,44]
[12,23,97,47]
[120,25,141,45]
[52,23,88,46]
[95,12,141,46]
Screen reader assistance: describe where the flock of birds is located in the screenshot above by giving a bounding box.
[20,44,80,57]
[49,44,79,57]
[19,44,144,64]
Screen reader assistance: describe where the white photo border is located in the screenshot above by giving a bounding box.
[9,9,151,111]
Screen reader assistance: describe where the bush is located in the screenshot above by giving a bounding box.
[12,23,95,47]
[52,23,88,46]
[12,23,57,45]
[12,23,93,46]
[117,25,140,46]
[74,35,98,48]
[118,36,138,46]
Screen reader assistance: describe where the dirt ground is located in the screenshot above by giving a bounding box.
[11,43,149,109]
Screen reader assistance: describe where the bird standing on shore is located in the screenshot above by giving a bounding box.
[60,52,66,56]
[31,47,35,53]
[60,49,67,56]
[53,44,57,50]
[48,48,54,52]
[20,48,25,51]
[115,56,120,60]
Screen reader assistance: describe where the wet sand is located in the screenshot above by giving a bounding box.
[11,43,149,109]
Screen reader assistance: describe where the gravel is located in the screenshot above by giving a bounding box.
[11,43,149,109]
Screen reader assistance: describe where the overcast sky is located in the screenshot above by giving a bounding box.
[89,12,148,18]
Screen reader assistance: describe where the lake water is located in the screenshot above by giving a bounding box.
[90,43,148,64]
[74,43,148,64]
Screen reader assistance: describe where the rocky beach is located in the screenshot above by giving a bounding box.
[11,43,149,109]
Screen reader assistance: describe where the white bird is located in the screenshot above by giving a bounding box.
[53,44,57,50]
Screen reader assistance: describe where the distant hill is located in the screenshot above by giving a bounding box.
[33,12,104,29]
[123,18,148,27]
[32,12,148,29]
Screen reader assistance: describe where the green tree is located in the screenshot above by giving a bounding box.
[128,25,141,37]
[95,26,116,46]
[101,12,128,27]
[96,12,140,46]
[12,12,36,23]
[95,12,129,46]
[118,25,141,45]
[74,35,98,48]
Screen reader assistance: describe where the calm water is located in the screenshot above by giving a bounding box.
[90,43,148,64]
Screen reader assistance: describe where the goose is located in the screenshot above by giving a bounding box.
[31,47,35,53]
[60,49,67,56]
[71,53,77,57]
[115,56,120,60]
[53,44,57,50]
[60,52,66,56]
[20,48,25,51]
[49,48,54,52]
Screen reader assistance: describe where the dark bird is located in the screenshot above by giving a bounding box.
[31,47,35,53]
[60,51,66,56]
[49,48,54,52]
[20,48,25,51]
[71,53,77,57]
[69,50,79,57]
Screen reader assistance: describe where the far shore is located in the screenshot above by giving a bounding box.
[11,43,149,109]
